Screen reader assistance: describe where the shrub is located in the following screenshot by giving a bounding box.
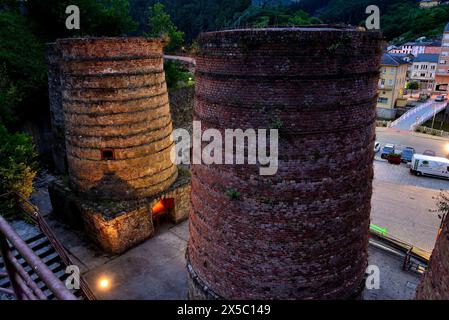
[0,125,37,218]
[164,60,193,90]
[225,188,241,201]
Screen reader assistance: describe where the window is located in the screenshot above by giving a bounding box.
[101,149,115,161]
[378,97,388,104]
[388,79,394,86]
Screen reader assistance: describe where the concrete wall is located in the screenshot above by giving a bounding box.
[377,107,397,120]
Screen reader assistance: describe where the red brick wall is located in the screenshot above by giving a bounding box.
[188,28,383,300]
[416,214,449,300]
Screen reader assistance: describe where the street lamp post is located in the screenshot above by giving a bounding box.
[431,103,437,131]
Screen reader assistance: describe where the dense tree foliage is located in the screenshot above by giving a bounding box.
[318,0,416,26]
[0,11,47,127]
[26,0,138,40]
[130,0,251,42]
[164,60,194,89]
[0,1,137,216]
[382,2,449,43]
[146,2,184,52]
[230,5,321,28]
[0,124,37,218]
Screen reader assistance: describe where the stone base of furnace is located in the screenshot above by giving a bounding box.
[186,254,367,300]
[187,260,223,300]
[48,173,191,254]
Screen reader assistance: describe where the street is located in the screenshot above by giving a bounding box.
[376,127,449,157]
[390,99,447,131]
[373,128,449,252]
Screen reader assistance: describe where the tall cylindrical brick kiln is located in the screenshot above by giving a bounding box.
[416,214,449,299]
[47,38,191,253]
[187,28,383,300]
[57,38,177,201]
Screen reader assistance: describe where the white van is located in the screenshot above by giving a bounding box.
[410,154,449,179]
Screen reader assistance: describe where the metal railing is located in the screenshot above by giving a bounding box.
[0,192,95,300]
[414,125,449,137]
[0,215,77,300]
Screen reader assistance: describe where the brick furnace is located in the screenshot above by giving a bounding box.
[48,38,190,254]
[187,27,383,300]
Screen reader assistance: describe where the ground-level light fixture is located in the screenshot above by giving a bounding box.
[98,277,110,290]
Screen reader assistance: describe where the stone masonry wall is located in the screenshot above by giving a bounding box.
[46,43,67,174]
[188,28,383,300]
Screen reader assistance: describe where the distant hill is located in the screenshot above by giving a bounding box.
[251,0,300,6]
[129,0,447,43]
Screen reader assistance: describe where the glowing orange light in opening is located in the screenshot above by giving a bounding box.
[152,199,174,216]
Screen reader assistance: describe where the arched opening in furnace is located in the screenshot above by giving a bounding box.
[152,198,175,229]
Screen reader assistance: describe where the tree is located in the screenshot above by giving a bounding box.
[133,0,251,43]
[230,5,322,28]
[0,64,22,126]
[26,0,138,40]
[0,124,37,218]
[407,81,420,93]
[164,60,193,90]
[0,11,47,127]
[146,2,184,53]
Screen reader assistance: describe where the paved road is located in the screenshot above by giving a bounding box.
[390,100,447,131]
[373,128,449,252]
[372,164,443,252]
[376,127,449,157]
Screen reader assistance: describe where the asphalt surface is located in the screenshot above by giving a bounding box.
[373,128,449,252]
[376,127,449,157]
[391,100,447,131]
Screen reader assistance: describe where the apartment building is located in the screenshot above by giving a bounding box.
[377,54,409,120]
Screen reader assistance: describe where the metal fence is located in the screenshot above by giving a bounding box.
[415,126,449,138]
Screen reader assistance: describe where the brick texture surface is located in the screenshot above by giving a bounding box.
[47,38,191,253]
[187,28,383,300]
[56,37,177,201]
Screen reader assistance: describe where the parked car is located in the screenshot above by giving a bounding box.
[401,147,416,163]
[388,153,402,165]
[419,93,430,102]
[374,141,381,153]
[381,144,395,159]
[435,95,447,102]
[423,150,436,157]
